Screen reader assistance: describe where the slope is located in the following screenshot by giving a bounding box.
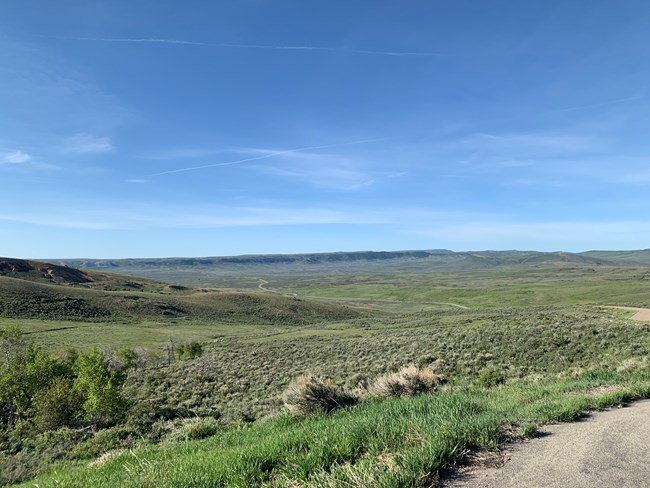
[0,259,359,324]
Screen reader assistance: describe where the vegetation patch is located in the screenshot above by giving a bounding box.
[282,374,358,416]
[4,260,650,486]
[366,364,446,398]
[17,372,650,487]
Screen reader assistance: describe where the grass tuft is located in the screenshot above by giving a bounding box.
[282,374,358,416]
[367,364,446,398]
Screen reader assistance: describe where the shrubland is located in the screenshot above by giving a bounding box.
[3,260,650,486]
[4,302,650,485]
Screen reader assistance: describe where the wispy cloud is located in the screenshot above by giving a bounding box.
[548,95,644,114]
[422,220,650,251]
[247,149,376,190]
[141,148,225,160]
[60,133,114,154]
[0,41,128,152]
[615,171,650,184]
[458,132,594,154]
[44,36,437,57]
[145,138,383,177]
[1,150,31,164]
[0,212,120,230]
[0,204,486,230]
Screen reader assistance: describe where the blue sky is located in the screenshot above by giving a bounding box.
[2,0,650,258]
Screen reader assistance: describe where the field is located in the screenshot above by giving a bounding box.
[2,254,650,486]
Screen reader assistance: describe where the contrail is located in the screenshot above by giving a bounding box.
[551,95,644,114]
[147,138,384,177]
[43,35,437,57]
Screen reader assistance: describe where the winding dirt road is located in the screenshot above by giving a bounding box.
[608,306,650,321]
[447,400,650,488]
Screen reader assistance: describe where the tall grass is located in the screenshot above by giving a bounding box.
[20,371,650,487]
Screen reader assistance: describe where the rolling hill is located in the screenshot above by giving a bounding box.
[0,257,358,324]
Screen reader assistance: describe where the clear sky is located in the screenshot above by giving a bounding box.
[1,1,650,258]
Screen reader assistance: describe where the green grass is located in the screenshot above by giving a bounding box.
[115,304,650,428]
[6,261,650,486]
[19,372,650,487]
[1,318,267,353]
[0,269,361,321]
[293,266,650,308]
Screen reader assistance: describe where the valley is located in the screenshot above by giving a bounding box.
[2,251,650,486]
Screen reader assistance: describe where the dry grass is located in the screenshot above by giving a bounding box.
[367,365,446,398]
[282,374,358,415]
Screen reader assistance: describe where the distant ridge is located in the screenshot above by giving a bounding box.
[580,249,650,264]
[48,250,624,289]
[56,249,613,270]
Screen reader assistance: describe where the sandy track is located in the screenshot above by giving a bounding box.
[446,400,650,488]
[608,306,650,321]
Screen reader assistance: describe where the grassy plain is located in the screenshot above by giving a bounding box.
[283,265,650,309]
[5,259,650,486]
[1,318,268,353]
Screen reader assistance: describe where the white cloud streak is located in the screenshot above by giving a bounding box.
[146,138,383,177]
[548,95,644,114]
[458,132,594,153]
[60,133,114,154]
[0,205,485,230]
[247,149,376,190]
[1,150,31,164]
[0,213,119,230]
[141,148,225,160]
[423,221,650,251]
[44,36,437,57]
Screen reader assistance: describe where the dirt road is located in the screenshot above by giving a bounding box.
[447,400,650,488]
[609,306,650,321]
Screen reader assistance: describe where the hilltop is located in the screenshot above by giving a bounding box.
[0,257,164,292]
[0,257,358,324]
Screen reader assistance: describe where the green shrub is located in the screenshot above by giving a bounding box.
[282,374,358,416]
[117,348,139,369]
[70,427,139,460]
[0,427,90,485]
[478,366,506,388]
[73,350,128,426]
[166,417,221,442]
[31,377,84,431]
[0,326,73,426]
[126,399,192,434]
[177,341,204,360]
[368,365,446,398]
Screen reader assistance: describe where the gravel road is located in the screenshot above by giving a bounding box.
[446,400,650,488]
